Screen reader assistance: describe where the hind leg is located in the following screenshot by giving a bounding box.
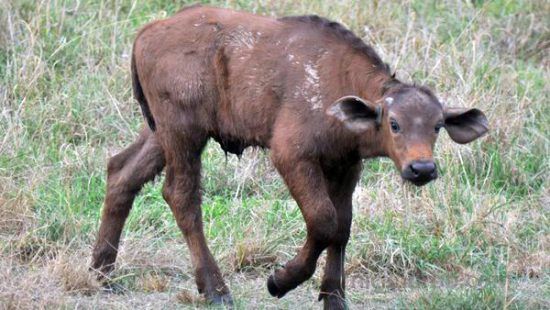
[159,128,232,305]
[91,127,165,277]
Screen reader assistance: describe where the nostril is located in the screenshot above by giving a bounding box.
[425,162,436,173]
[409,164,419,176]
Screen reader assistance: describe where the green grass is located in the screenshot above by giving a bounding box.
[1,0,548,308]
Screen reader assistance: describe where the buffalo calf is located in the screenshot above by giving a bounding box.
[92,5,488,308]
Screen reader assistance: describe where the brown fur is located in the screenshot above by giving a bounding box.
[92,5,488,308]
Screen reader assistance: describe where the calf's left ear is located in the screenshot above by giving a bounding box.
[444,107,489,144]
[326,96,380,133]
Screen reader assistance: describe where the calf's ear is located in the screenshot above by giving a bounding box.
[444,107,489,144]
[326,96,380,133]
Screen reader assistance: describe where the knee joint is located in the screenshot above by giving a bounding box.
[307,208,338,242]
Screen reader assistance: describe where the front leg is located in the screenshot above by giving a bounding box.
[267,156,338,298]
[319,161,362,310]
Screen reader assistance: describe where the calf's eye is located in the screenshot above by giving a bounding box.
[390,119,400,133]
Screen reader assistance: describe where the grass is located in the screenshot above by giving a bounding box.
[0,0,548,308]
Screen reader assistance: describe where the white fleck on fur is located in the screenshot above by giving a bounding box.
[305,63,319,83]
[385,97,394,105]
[228,26,256,50]
[295,61,322,110]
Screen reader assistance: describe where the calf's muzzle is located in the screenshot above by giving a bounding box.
[401,160,437,186]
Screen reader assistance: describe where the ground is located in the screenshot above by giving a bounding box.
[0,0,548,309]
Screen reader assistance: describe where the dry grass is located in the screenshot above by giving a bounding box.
[1,0,548,309]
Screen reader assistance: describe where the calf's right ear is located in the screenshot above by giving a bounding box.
[326,96,380,133]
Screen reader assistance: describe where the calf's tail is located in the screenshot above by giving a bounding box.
[131,46,156,131]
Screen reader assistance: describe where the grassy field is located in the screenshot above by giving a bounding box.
[0,0,548,308]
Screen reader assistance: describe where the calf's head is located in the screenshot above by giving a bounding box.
[327,86,488,186]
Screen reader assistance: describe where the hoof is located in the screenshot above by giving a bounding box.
[267,274,289,298]
[206,292,233,307]
[89,260,115,281]
[89,268,110,281]
[101,281,125,295]
[319,293,347,310]
[91,248,117,276]
[267,275,279,297]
